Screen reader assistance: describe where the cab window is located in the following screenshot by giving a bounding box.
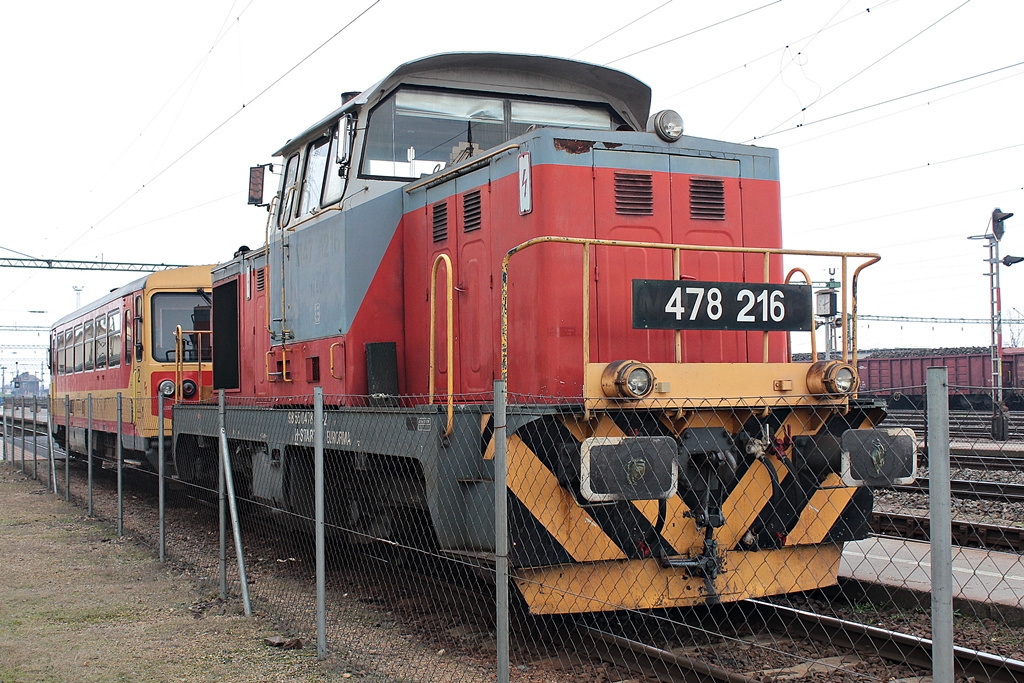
[277,154,300,229]
[298,135,331,218]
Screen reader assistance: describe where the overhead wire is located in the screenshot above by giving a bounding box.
[61,0,381,256]
[570,0,674,59]
[756,0,973,138]
[746,59,1024,143]
[784,141,1024,199]
[603,0,782,66]
[90,0,258,192]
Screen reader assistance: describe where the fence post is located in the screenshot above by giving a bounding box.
[32,395,38,481]
[927,367,953,682]
[117,393,124,537]
[315,387,327,659]
[494,380,509,683]
[1,397,7,462]
[20,398,26,474]
[218,391,227,601]
[47,404,56,494]
[87,394,93,516]
[64,395,70,501]
[158,391,166,563]
[218,396,251,616]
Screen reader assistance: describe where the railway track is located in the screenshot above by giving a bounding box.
[891,477,1024,502]
[872,510,1024,553]
[886,408,1024,441]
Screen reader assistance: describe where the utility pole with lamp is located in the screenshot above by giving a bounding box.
[969,208,1022,440]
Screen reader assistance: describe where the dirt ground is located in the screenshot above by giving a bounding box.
[0,462,357,683]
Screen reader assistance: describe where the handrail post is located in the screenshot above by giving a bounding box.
[428,254,455,437]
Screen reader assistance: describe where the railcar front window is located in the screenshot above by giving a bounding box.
[362,89,617,180]
[151,292,212,363]
[363,91,505,179]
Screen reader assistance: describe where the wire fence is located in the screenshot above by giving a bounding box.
[3,371,1024,681]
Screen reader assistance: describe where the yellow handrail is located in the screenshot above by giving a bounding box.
[428,253,454,437]
[174,325,212,400]
[499,236,881,383]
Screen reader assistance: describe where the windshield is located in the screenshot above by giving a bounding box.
[362,89,615,179]
[151,292,211,363]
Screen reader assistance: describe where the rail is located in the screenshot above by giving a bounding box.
[499,237,881,383]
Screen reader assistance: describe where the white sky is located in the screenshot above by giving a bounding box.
[1,0,1022,383]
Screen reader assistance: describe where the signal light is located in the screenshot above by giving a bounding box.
[993,208,1013,241]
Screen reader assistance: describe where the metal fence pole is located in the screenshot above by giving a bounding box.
[1,397,7,462]
[494,380,509,683]
[927,367,953,682]
[315,387,327,659]
[47,405,56,494]
[64,395,70,501]
[158,391,166,563]
[218,391,227,601]
[218,398,251,616]
[20,398,26,474]
[32,395,38,481]
[87,394,93,517]
[117,393,124,537]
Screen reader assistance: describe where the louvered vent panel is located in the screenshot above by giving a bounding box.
[463,190,482,232]
[432,202,448,242]
[614,172,654,216]
[256,268,265,291]
[690,177,726,220]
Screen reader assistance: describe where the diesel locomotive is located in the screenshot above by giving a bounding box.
[170,53,915,614]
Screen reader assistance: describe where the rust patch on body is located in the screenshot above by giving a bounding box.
[553,138,595,154]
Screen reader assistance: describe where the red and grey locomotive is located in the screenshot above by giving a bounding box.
[172,53,914,614]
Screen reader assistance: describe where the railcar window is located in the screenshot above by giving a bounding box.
[151,292,212,363]
[362,89,616,180]
[108,312,121,368]
[124,310,133,365]
[73,324,84,373]
[363,91,505,179]
[63,329,72,375]
[509,100,611,137]
[95,314,107,369]
[298,136,331,217]
[57,330,66,375]
[278,154,300,229]
[84,319,94,371]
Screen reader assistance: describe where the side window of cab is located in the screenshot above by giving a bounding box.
[277,154,300,229]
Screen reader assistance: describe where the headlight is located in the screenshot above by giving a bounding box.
[158,379,176,398]
[601,360,655,399]
[806,361,859,397]
[647,109,684,142]
[181,379,197,399]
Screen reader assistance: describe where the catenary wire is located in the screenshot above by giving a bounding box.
[60,0,381,257]
[570,0,674,58]
[757,0,972,138]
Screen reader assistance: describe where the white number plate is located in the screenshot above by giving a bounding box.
[632,280,813,331]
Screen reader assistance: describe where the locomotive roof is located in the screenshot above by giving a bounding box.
[274,52,653,156]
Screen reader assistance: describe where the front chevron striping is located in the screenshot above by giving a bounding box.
[506,434,626,562]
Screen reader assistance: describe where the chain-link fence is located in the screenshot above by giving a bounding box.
[4,373,1024,681]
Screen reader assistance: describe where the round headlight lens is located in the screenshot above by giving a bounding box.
[601,360,656,399]
[625,366,653,397]
[833,366,856,394]
[648,109,684,142]
[182,379,197,399]
[158,379,176,398]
